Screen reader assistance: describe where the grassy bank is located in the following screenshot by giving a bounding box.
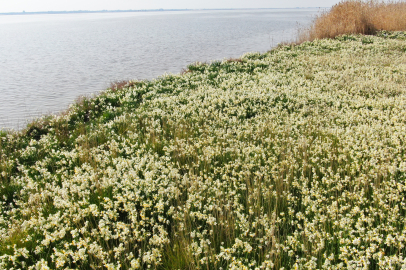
[1,31,406,269]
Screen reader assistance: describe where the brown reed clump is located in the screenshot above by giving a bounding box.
[297,0,406,43]
[109,80,132,91]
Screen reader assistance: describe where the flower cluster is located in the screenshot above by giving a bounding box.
[1,32,406,269]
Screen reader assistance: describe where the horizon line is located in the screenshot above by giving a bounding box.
[0,7,326,15]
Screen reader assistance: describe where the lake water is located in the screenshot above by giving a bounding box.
[0,9,321,130]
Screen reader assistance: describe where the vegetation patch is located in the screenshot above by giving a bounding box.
[1,32,406,269]
[297,0,406,42]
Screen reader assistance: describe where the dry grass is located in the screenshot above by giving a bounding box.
[109,80,140,91]
[297,0,406,43]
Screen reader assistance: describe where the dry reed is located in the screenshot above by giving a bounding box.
[297,0,406,42]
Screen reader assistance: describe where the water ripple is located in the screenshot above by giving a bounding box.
[0,9,320,130]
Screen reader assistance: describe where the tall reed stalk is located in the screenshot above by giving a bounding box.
[297,0,406,42]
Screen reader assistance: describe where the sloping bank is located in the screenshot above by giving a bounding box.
[1,32,406,269]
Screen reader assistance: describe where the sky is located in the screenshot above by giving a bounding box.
[0,0,342,13]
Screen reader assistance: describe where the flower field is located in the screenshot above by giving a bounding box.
[1,32,406,269]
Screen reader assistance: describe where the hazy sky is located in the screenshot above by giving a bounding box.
[1,0,342,13]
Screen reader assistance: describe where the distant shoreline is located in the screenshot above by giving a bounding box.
[0,7,323,16]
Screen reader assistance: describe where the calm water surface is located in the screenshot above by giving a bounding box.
[0,9,320,130]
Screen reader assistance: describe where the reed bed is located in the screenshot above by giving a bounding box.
[1,32,406,269]
[297,0,406,43]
